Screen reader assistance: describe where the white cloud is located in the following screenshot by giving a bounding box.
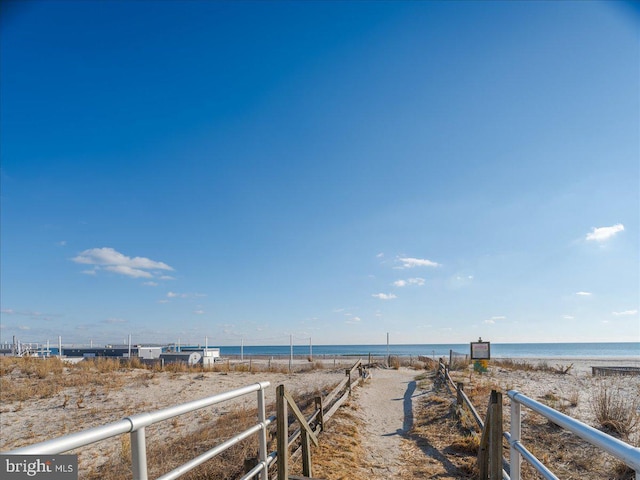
[372,293,397,300]
[562,315,575,320]
[72,247,173,279]
[166,291,204,300]
[105,265,153,278]
[143,281,158,287]
[346,316,361,324]
[586,223,624,242]
[484,315,506,325]
[0,309,57,320]
[454,275,473,281]
[575,291,592,296]
[376,252,384,258]
[612,310,638,316]
[18,325,31,330]
[104,317,127,324]
[393,277,425,287]
[194,310,205,315]
[398,257,441,268]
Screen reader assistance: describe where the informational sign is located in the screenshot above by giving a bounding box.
[470,340,490,360]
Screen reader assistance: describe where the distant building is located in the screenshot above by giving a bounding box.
[63,347,132,358]
[160,352,202,365]
[138,347,162,360]
[201,348,220,366]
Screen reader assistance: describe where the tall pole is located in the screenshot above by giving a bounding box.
[58,336,62,359]
[205,336,208,352]
[128,334,132,359]
[387,332,390,367]
[289,334,293,372]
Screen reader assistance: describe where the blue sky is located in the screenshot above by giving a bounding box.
[1,1,638,347]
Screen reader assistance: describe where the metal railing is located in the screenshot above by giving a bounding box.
[4,382,272,480]
[507,389,640,480]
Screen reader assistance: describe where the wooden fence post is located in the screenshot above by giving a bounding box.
[346,368,351,395]
[478,390,503,480]
[478,407,490,479]
[456,383,464,407]
[489,390,503,480]
[315,396,324,432]
[301,430,312,477]
[276,385,288,480]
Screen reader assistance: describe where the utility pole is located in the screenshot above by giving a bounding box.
[387,332,390,367]
[289,334,293,372]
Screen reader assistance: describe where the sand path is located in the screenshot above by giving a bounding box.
[352,367,420,479]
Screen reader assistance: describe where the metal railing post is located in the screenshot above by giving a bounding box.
[276,385,288,480]
[131,427,148,480]
[510,400,521,480]
[257,387,268,480]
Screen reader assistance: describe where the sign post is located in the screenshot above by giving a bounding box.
[470,338,490,373]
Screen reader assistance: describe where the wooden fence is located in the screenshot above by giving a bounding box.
[437,358,640,480]
[272,359,368,480]
[437,359,509,480]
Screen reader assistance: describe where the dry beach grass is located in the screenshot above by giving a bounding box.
[1,355,639,479]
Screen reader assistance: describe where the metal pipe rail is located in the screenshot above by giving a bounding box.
[508,390,640,480]
[4,382,272,480]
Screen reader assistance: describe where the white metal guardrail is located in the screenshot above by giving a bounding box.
[4,382,272,480]
[507,389,640,480]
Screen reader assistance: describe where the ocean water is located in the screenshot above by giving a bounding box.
[217,342,640,359]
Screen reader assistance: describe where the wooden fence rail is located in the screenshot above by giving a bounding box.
[437,359,510,480]
[271,359,369,480]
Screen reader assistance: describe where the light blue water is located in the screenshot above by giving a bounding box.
[217,342,639,359]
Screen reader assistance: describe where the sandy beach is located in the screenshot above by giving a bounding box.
[1,356,639,479]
